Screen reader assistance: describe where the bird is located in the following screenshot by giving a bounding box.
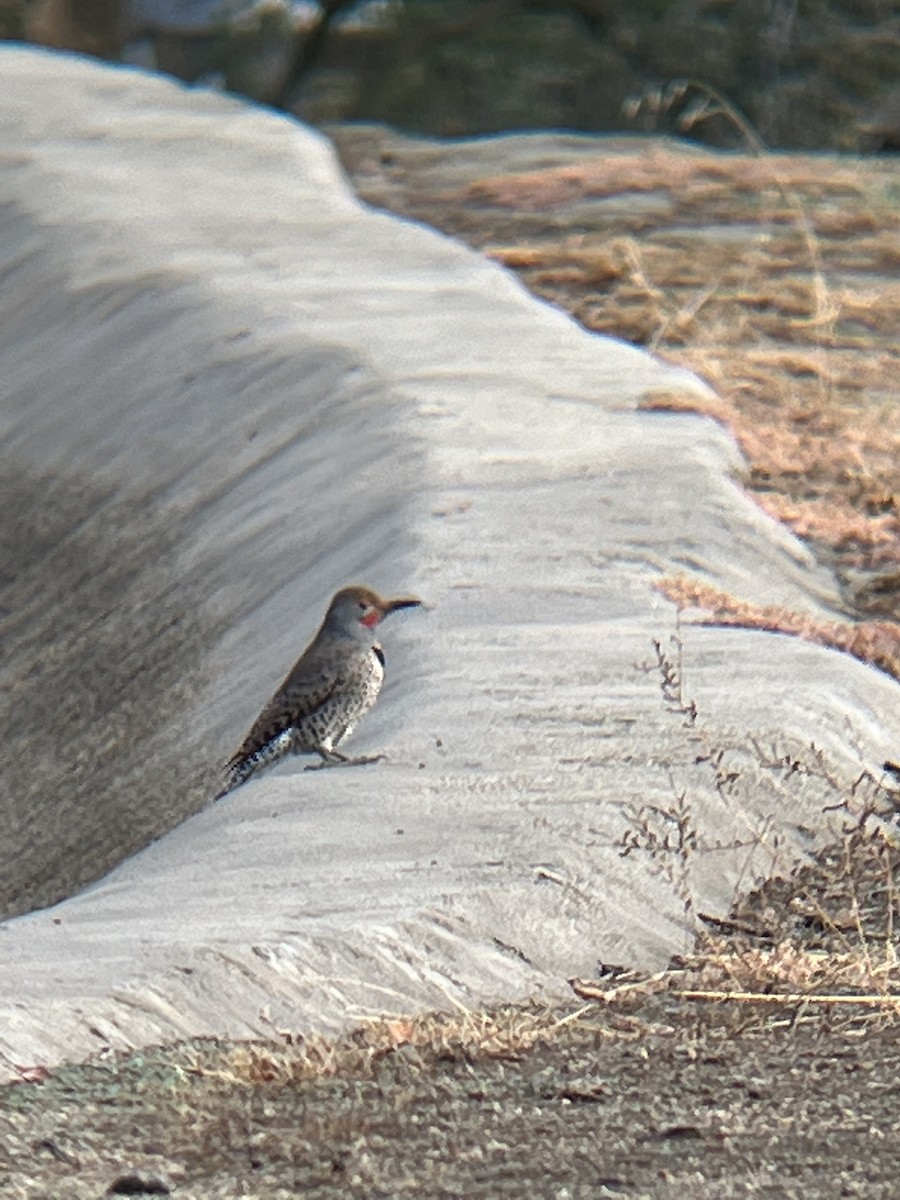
[216,584,423,799]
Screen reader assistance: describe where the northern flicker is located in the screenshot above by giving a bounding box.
[217,585,422,798]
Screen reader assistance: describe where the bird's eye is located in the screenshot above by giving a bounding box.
[358,601,368,611]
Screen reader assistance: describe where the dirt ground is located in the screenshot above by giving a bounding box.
[3,129,900,1198]
[5,827,900,1197]
[4,1000,900,1199]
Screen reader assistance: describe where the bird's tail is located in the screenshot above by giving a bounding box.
[215,729,294,801]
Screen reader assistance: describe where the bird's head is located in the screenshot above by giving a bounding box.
[325,585,423,640]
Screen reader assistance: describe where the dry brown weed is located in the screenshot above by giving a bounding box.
[221,1006,585,1089]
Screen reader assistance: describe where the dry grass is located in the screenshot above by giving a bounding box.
[570,825,900,1029]
[216,1005,591,1089]
[465,147,869,212]
[681,827,900,1019]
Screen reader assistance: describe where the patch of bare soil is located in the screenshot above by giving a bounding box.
[4,129,900,1198]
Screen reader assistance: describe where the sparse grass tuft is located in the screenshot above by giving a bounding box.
[220,1006,582,1089]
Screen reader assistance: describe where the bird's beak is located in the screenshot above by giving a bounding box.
[381,596,425,616]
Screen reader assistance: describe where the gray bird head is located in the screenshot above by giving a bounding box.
[323,585,423,643]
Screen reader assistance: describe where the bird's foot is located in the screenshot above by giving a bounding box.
[304,754,385,771]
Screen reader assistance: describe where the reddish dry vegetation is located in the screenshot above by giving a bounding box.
[389,138,900,674]
[656,575,900,681]
[477,147,900,589]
